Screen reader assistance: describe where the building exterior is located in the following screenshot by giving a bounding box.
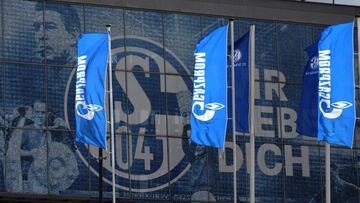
[0,0,359,202]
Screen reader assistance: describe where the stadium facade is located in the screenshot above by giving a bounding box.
[0,0,359,202]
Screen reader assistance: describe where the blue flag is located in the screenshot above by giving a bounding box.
[190,25,228,148]
[228,32,250,133]
[317,22,355,147]
[297,42,319,137]
[297,22,355,147]
[75,33,108,149]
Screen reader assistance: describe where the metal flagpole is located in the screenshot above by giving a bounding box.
[99,148,103,203]
[357,17,360,93]
[229,19,237,203]
[249,25,256,203]
[106,24,116,203]
[325,143,330,203]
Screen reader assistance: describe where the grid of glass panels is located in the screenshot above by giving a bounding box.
[0,0,359,202]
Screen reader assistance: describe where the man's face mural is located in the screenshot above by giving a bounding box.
[33,101,46,127]
[33,6,77,63]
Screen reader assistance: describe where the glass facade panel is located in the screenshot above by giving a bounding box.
[240,20,278,74]
[129,134,170,200]
[125,71,167,136]
[165,74,192,137]
[0,63,3,127]
[284,144,322,202]
[125,10,164,73]
[44,2,83,66]
[0,127,4,192]
[5,129,48,194]
[254,81,281,143]
[169,136,210,202]
[335,0,360,6]
[3,0,43,63]
[48,66,75,130]
[163,14,200,76]
[0,0,3,60]
[4,64,46,129]
[277,22,313,85]
[0,0,358,202]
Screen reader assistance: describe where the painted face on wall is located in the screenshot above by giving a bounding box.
[33,8,77,64]
[33,101,46,127]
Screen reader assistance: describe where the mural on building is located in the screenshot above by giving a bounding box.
[0,0,358,202]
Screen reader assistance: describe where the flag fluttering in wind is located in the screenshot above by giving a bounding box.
[297,22,355,147]
[190,25,228,148]
[228,32,250,133]
[75,33,108,149]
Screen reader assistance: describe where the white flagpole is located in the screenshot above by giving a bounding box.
[106,24,116,203]
[229,19,237,203]
[325,143,331,203]
[249,24,256,203]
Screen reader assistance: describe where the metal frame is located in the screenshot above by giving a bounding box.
[44,0,360,25]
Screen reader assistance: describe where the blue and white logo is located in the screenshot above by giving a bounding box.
[234,49,242,62]
[75,102,103,120]
[319,100,352,119]
[75,55,103,121]
[192,102,224,122]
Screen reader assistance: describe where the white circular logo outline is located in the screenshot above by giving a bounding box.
[64,36,192,192]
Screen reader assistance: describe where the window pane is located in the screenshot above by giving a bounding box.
[328,147,359,202]
[163,14,200,76]
[5,64,46,129]
[165,74,192,137]
[44,2,83,66]
[126,71,167,136]
[129,135,170,200]
[284,145,322,201]
[125,10,164,73]
[47,131,79,194]
[5,129,48,193]
[0,127,4,192]
[48,66,74,130]
[0,63,3,127]
[240,19,279,75]
[169,136,210,202]
[3,0,43,63]
[277,22,312,85]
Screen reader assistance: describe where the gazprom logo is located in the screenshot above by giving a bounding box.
[192,102,224,122]
[192,52,224,122]
[76,102,103,120]
[319,100,352,119]
[318,50,352,119]
[75,55,103,121]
